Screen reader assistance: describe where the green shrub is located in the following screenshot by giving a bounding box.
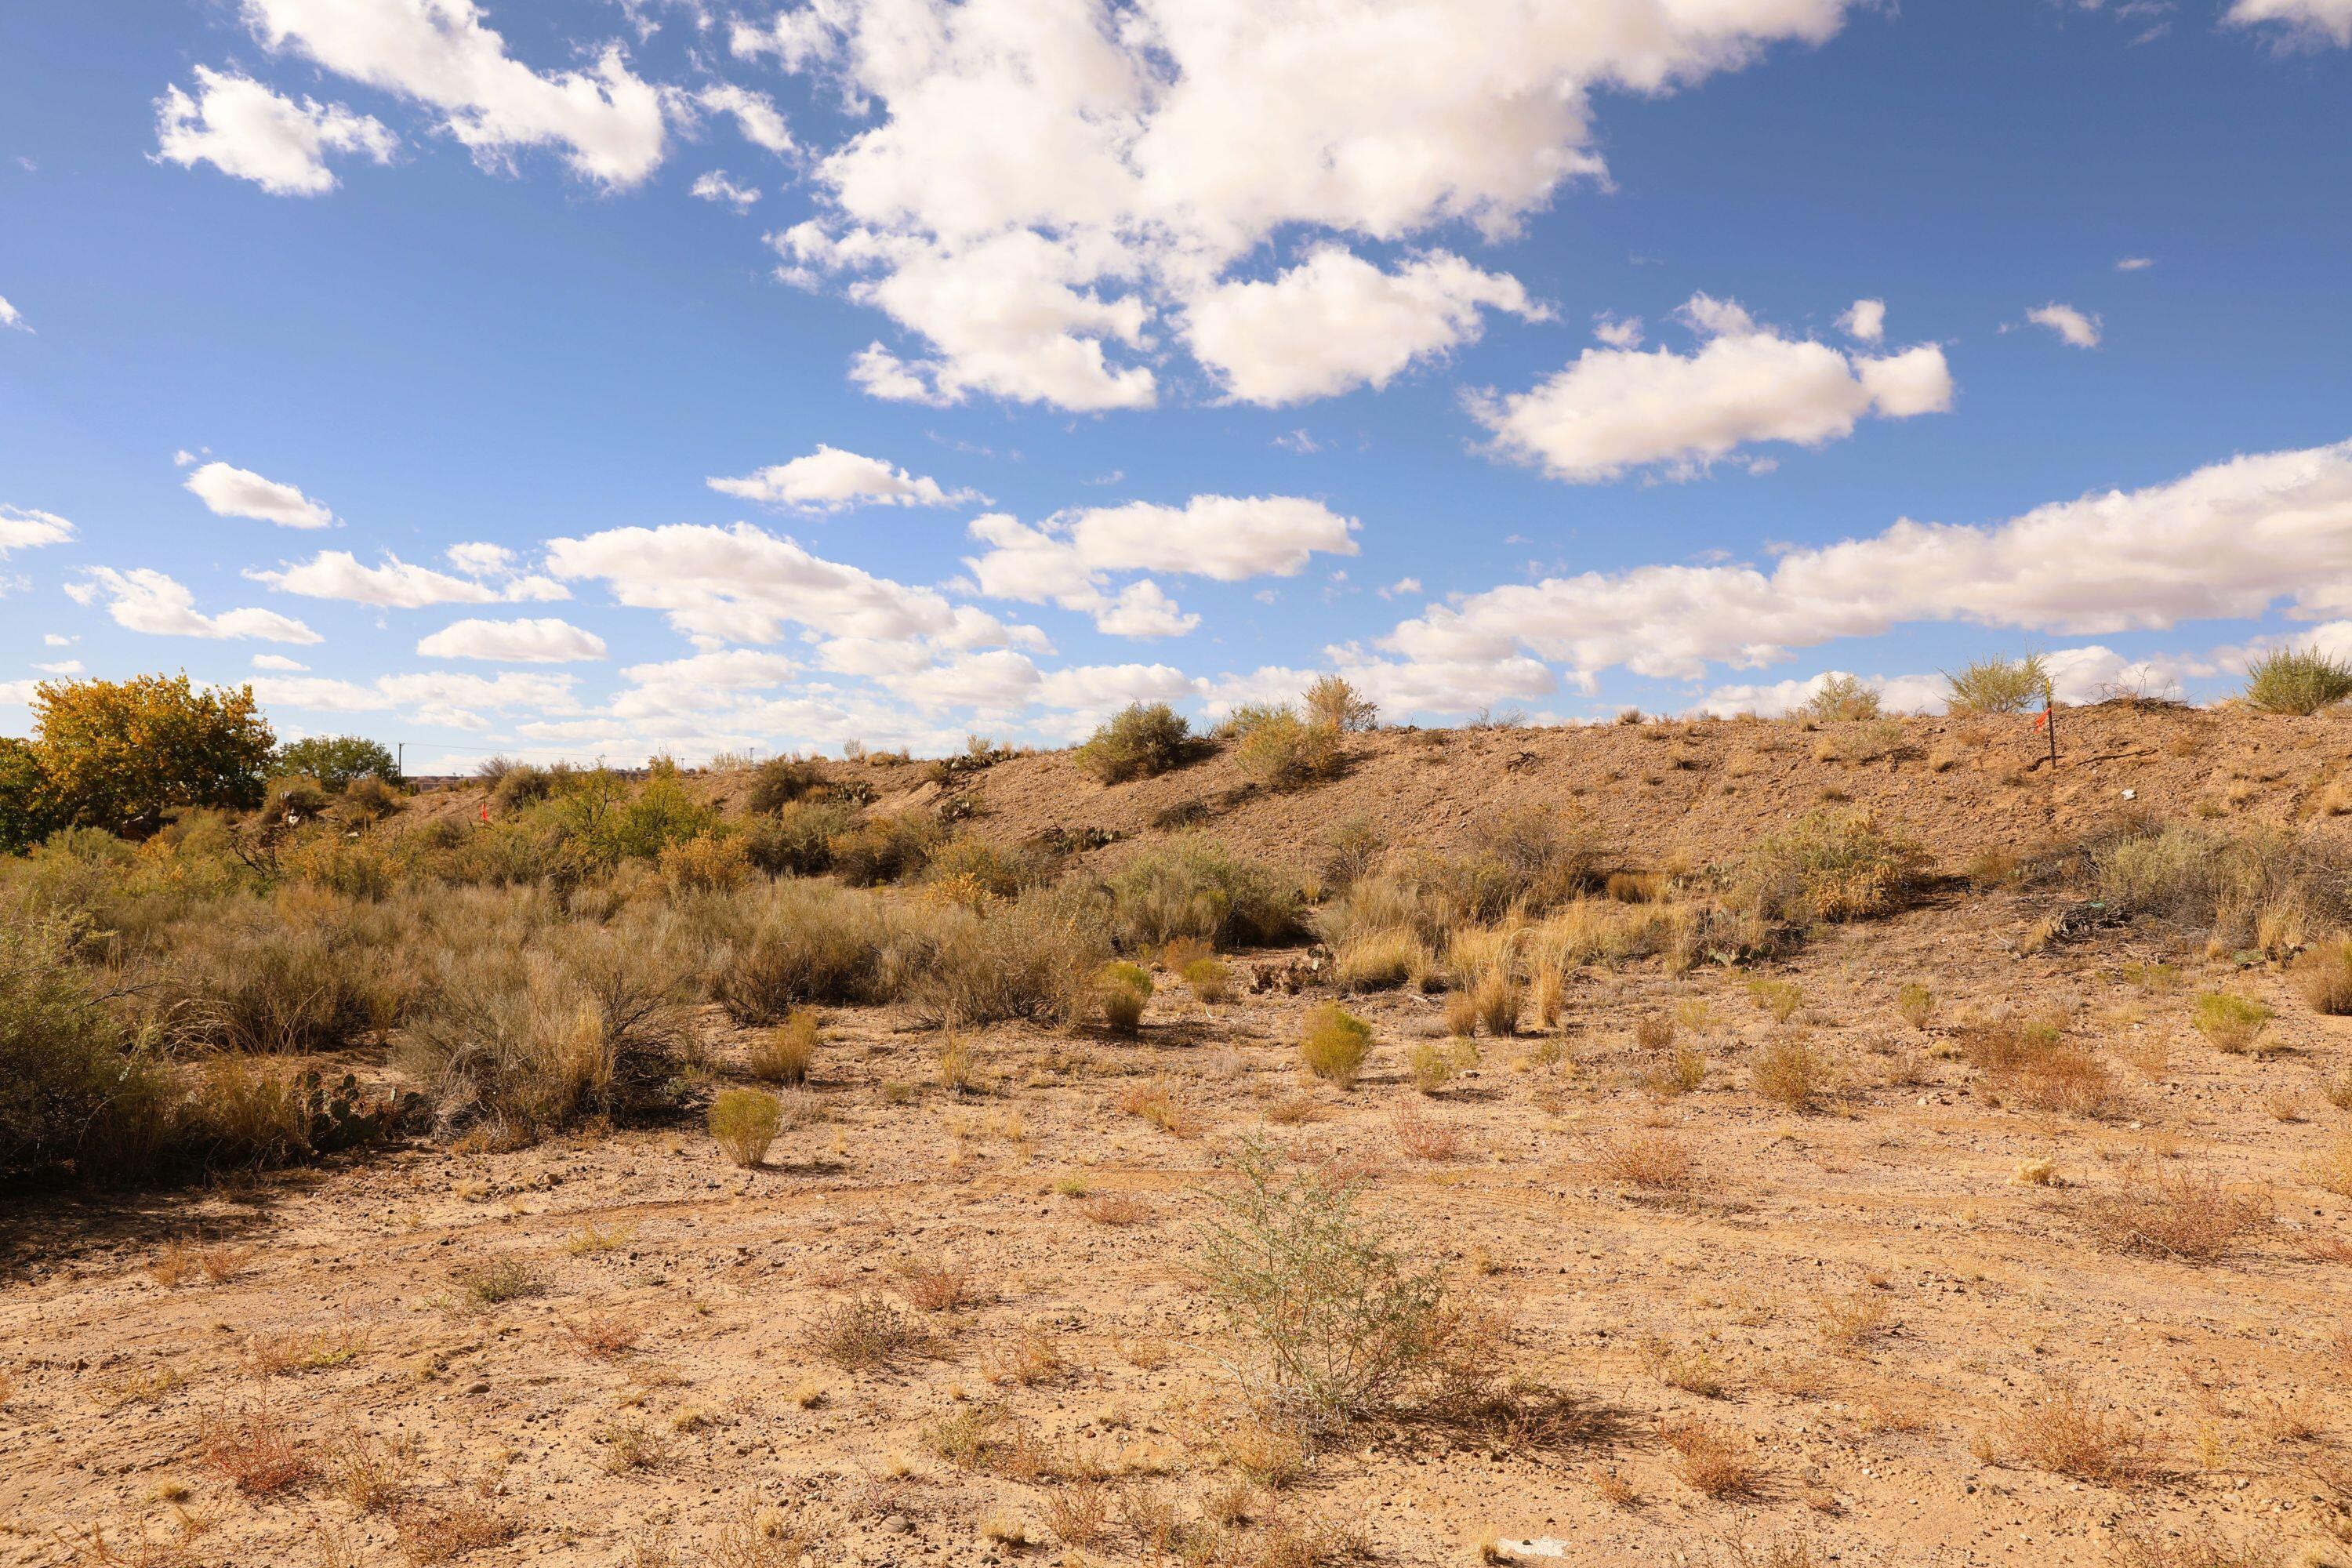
[709,1089,782,1167]
[2242,646,2352,716]
[2190,992,2273,1054]
[1234,710,1345,791]
[1299,1004,1371,1087]
[1075,703,1191,785]
[1944,655,2049,715]
[274,735,401,791]
[1108,837,1308,949]
[828,811,942,886]
[1737,811,1927,923]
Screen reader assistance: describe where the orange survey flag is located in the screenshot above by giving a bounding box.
[2033,710,2049,731]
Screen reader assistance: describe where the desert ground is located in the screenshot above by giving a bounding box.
[4,706,2350,1568]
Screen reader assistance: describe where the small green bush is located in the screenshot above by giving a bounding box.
[709,1088,782,1167]
[2190,992,2273,1054]
[1075,703,1192,785]
[2243,646,2352,716]
[1944,655,2049,715]
[1234,710,1345,791]
[1299,1004,1371,1087]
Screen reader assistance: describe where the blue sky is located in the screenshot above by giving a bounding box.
[3,0,2350,768]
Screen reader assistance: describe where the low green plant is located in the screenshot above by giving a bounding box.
[708,1089,782,1167]
[1298,1004,1371,1087]
[1098,960,1154,1034]
[1075,703,1191,785]
[1896,982,1935,1030]
[2190,992,2274,1054]
[1944,654,2050,715]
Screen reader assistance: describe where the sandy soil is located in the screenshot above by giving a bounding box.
[5,884,2349,1568]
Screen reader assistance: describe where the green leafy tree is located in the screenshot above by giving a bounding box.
[28,674,275,833]
[274,734,401,790]
[0,738,62,856]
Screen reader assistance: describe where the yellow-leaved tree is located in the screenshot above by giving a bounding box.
[16,673,275,840]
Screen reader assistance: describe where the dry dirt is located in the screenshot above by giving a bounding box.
[5,710,2352,1568]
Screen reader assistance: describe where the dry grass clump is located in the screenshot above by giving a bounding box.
[1116,1078,1205,1138]
[560,1315,641,1360]
[1595,1131,1696,1191]
[1076,702,1192,784]
[1896,982,1934,1029]
[201,1405,316,1495]
[1958,1016,2127,1117]
[1747,978,1803,1022]
[1944,654,2050,715]
[2107,1521,2280,1568]
[2243,644,2352,715]
[1804,673,1882,722]
[896,1259,980,1312]
[1389,1105,1459,1161]
[746,1011,819,1084]
[1298,1005,1371,1088]
[1304,674,1378,733]
[1658,1415,1762,1497]
[1110,837,1309,949]
[1406,1040,1456,1094]
[2307,1133,2352,1197]
[1097,960,1154,1034]
[810,1294,927,1370]
[708,1089,782,1167]
[2009,1381,2150,1485]
[1751,1037,1834,1111]
[2091,821,2352,951]
[1331,925,1427,993]
[1163,938,1235,1004]
[1076,1192,1154,1227]
[2294,939,2352,1014]
[1737,811,1929,924]
[2191,992,2275,1054]
[2080,1166,2271,1262]
[454,1255,549,1306]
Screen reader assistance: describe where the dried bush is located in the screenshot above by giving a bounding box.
[811,1293,927,1370]
[742,755,831,814]
[1751,1036,1833,1111]
[1802,673,1882,722]
[748,1011,819,1084]
[1896,982,1934,1029]
[150,896,409,1055]
[1330,925,1426,993]
[909,880,1112,1028]
[2080,1166,2271,1262]
[1736,811,1928,924]
[399,908,697,1138]
[1658,1415,1762,1497]
[1302,675,1378,734]
[1199,1138,1449,1432]
[0,907,176,1181]
[1597,1131,1694,1190]
[1180,953,1234,1004]
[2293,938,2352,1014]
[1075,702,1192,784]
[1298,1004,1371,1088]
[1098,960,1154,1034]
[741,798,862,877]
[709,1089,782,1167]
[2010,1381,2148,1484]
[201,1405,316,1494]
[1109,837,1308,949]
[705,880,906,1024]
[828,811,942,887]
[2243,645,2352,716]
[659,831,750,895]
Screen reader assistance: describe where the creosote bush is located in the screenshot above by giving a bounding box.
[1074,702,1191,785]
[1944,654,2050,715]
[1232,708,1346,792]
[1803,673,1883,723]
[1298,1004,1371,1087]
[1198,1138,1450,1434]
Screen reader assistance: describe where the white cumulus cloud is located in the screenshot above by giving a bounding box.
[1387,437,2352,688]
[706,445,978,510]
[417,616,608,662]
[241,0,667,187]
[1184,248,1548,405]
[763,0,1861,411]
[154,66,396,196]
[0,295,28,332]
[691,169,760,210]
[0,505,75,557]
[184,460,336,528]
[1837,298,1886,343]
[1468,292,1953,483]
[2226,0,2352,45]
[68,567,321,644]
[2027,303,2102,348]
